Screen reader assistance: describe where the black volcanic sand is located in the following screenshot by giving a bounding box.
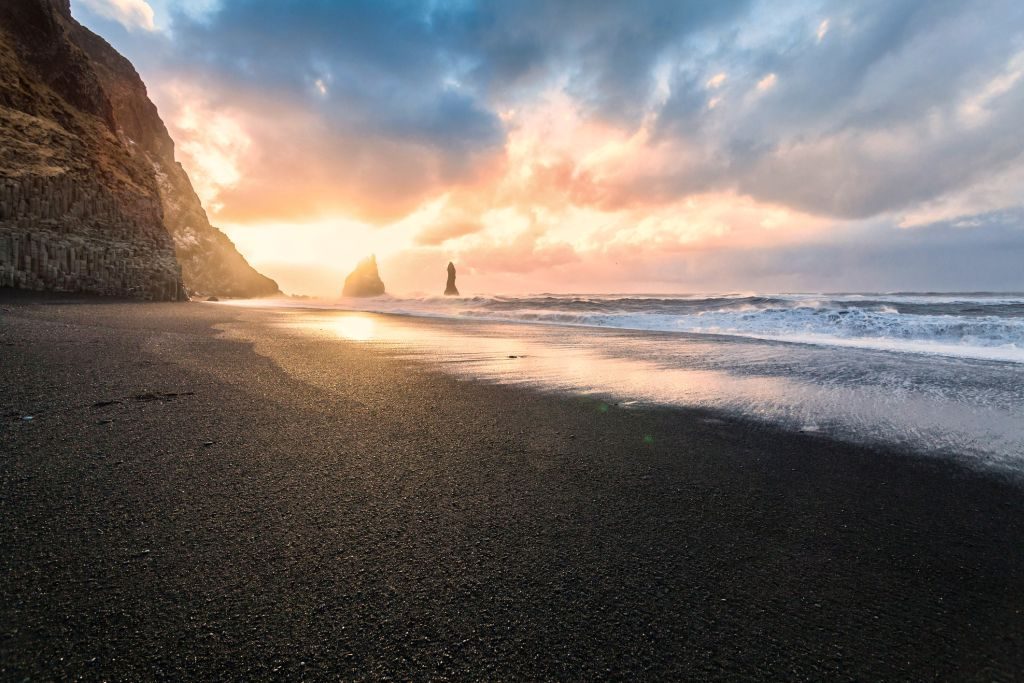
[1,293,1023,680]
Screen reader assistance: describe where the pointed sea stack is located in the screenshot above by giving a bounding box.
[342,255,386,297]
[444,262,459,296]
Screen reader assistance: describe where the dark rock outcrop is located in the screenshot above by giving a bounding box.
[0,0,278,299]
[444,261,459,296]
[342,255,385,297]
[0,0,182,299]
[69,27,279,298]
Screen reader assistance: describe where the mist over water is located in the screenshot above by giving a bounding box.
[226,293,1024,472]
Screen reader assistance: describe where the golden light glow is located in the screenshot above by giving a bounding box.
[168,83,251,213]
[168,79,827,296]
[324,314,378,341]
[706,72,727,89]
[816,19,830,43]
[756,73,778,92]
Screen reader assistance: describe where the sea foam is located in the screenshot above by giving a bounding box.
[293,292,1024,363]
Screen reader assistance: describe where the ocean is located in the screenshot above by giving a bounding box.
[230,293,1024,471]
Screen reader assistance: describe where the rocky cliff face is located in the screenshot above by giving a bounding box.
[67,18,279,297]
[0,0,183,298]
[0,0,278,299]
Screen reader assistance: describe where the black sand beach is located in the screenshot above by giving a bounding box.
[1,294,1023,680]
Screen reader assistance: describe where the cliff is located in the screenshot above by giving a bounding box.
[0,0,278,299]
[0,0,183,298]
[342,255,385,297]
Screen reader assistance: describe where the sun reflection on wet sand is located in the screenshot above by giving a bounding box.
[280,311,897,433]
[220,304,1024,471]
[323,314,378,341]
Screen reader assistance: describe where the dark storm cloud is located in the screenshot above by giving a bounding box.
[164,0,502,156]
[488,0,752,123]
[155,0,753,147]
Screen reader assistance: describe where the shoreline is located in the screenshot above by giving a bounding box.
[228,299,1024,476]
[2,294,1023,678]
[222,292,1024,365]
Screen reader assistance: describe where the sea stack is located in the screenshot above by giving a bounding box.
[342,255,386,297]
[444,262,459,296]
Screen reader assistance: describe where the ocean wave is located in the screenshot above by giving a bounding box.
[271,293,1024,362]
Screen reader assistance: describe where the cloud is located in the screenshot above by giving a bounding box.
[642,0,1024,220]
[459,226,581,275]
[78,0,155,31]
[755,73,777,91]
[415,221,483,246]
[130,0,1024,224]
[74,0,1024,293]
[148,79,505,224]
[706,73,727,89]
[163,82,250,213]
[816,18,830,43]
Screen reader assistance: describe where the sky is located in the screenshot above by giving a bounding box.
[73,0,1024,296]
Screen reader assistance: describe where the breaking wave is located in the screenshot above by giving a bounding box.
[308,292,1024,362]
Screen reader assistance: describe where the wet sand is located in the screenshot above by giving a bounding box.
[1,293,1023,679]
